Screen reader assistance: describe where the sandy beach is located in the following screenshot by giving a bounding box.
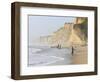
[28,45,87,66]
[72,46,88,64]
[28,46,72,66]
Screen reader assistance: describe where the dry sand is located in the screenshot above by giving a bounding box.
[72,46,88,64]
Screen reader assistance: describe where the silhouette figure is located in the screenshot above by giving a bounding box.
[72,46,74,56]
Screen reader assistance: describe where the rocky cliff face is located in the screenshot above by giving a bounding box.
[34,17,88,47]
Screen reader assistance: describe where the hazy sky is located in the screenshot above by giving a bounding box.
[28,15,75,44]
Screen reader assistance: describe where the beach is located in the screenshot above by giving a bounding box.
[72,46,88,64]
[28,45,87,66]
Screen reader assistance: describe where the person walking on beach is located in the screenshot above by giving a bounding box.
[72,46,74,56]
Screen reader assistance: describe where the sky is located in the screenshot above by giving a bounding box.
[28,15,75,44]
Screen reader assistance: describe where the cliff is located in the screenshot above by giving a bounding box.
[33,17,88,47]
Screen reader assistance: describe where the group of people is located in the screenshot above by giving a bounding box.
[56,44,74,56]
[56,44,61,49]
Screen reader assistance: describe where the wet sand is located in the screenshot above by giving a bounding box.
[28,46,87,66]
[28,47,72,66]
[72,46,88,64]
